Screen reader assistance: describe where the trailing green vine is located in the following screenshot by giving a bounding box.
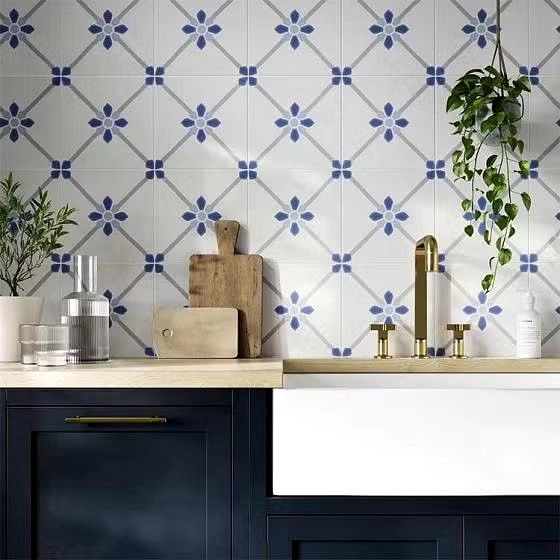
[446,0,531,292]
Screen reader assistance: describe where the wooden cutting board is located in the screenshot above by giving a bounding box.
[153,307,238,358]
[188,220,263,358]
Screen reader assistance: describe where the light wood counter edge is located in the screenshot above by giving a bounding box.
[282,358,560,374]
[0,358,283,389]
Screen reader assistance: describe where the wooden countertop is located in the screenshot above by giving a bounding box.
[0,359,283,388]
[283,358,560,373]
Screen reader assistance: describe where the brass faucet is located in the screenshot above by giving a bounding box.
[413,235,439,358]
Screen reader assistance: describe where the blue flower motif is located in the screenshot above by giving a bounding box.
[520,253,538,273]
[332,159,351,179]
[463,196,501,236]
[332,346,352,357]
[437,253,446,273]
[275,196,314,236]
[239,160,257,180]
[103,289,127,328]
[426,65,445,86]
[145,66,164,86]
[89,10,128,50]
[88,196,128,236]
[88,103,128,144]
[370,102,408,142]
[145,346,155,357]
[426,159,445,179]
[51,160,71,179]
[275,9,314,50]
[239,66,257,86]
[52,66,71,86]
[275,102,314,142]
[146,159,164,179]
[274,291,314,331]
[51,253,71,273]
[332,66,352,85]
[519,66,539,86]
[427,347,445,358]
[369,10,409,50]
[0,9,34,49]
[182,195,222,236]
[462,9,497,49]
[0,102,34,143]
[181,103,220,144]
[182,9,221,50]
[369,196,408,236]
[463,291,502,331]
[145,253,164,273]
[370,291,409,325]
[332,253,351,273]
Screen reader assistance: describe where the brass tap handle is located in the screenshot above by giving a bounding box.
[370,323,396,359]
[447,323,471,359]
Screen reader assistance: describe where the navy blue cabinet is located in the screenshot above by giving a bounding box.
[464,516,560,560]
[267,515,462,560]
[6,403,231,560]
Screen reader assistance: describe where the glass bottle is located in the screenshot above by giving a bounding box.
[61,255,109,362]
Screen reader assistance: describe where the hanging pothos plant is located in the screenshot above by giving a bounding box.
[446,0,531,292]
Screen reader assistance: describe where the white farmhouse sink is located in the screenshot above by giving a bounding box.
[273,384,560,496]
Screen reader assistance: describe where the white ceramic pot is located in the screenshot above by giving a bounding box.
[0,296,43,362]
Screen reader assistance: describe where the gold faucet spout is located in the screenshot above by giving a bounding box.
[414,235,439,358]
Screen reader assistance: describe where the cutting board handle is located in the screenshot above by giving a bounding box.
[216,220,239,256]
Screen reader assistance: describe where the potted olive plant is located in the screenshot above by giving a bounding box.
[0,173,76,361]
[446,0,531,292]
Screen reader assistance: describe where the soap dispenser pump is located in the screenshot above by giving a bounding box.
[516,291,541,359]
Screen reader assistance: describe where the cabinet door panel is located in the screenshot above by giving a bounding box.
[465,516,560,560]
[267,515,461,560]
[7,406,230,560]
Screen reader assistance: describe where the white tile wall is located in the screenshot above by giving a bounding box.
[0,0,559,358]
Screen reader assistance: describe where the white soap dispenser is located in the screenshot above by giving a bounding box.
[516,291,541,358]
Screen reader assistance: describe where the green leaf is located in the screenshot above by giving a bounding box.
[521,191,531,211]
[495,216,509,231]
[481,274,494,292]
[452,150,462,164]
[461,198,472,212]
[505,202,518,220]
[486,155,498,167]
[498,248,512,266]
[464,224,474,237]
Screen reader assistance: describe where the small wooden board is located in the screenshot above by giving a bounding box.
[188,221,263,358]
[153,307,238,358]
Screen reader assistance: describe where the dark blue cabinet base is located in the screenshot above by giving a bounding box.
[1,389,559,560]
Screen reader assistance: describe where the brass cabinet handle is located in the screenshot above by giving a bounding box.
[64,416,168,425]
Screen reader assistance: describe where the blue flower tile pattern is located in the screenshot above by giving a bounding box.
[370,103,408,142]
[332,347,352,357]
[519,66,539,85]
[182,10,221,50]
[146,159,164,179]
[51,160,71,179]
[145,253,164,273]
[275,9,314,50]
[145,66,164,86]
[426,66,445,86]
[104,290,127,328]
[0,103,34,142]
[89,104,128,144]
[239,160,257,179]
[275,103,314,142]
[239,66,257,86]
[520,253,538,273]
[427,347,445,358]
[370,291,409,325]
[463,291,502,331]
[462,9,497,49]
[369,10,409,50]
[332,67,352,85]
[52,67,71,86]
[89,10,128,50]
[182,196,222,236]
[88,196,128,236]
[51,253,71,273]
[332,160,351,179]
[426,159,445,179]
[463,196,501,236]
[332,253,351,273]
[275,291,314,331]
[275,196,314,236]
[0,9,34,49]
[181,103,220,144]
[369,196,408,236]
